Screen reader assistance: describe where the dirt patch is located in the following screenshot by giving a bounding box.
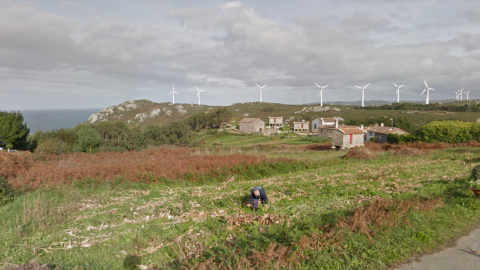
[344,148,377,160]
[307,142,333,151]
[225,213,285,229]
[395,148,428,156]
[365,141,480,152]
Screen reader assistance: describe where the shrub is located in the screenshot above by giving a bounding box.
[416,121,479,143]
[0,177,16,205]
[472,165,480,181]
[387,133,417,144]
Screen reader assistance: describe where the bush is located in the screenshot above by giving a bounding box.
[387,133,417,144]
[472,165,480,181]
[0,177,16,205]
[417,121,479,143]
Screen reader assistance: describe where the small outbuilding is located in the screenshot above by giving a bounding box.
[239,118,265,134]
[332,126,365,150]
[366,123,408,143]
[294,121,309,133]
[268,116,284,130]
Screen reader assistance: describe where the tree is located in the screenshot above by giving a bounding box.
[0,111,30,149]
[125,126,145,151]
[77,125,101,153]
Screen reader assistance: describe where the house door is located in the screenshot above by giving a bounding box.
[314,124,317,129]
[350,134,352,144]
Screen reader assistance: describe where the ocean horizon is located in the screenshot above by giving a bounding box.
[20,108,102,133]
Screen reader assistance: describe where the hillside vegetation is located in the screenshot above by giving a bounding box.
[86,99,480,130]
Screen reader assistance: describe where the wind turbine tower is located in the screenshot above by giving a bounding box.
[457,88,464,101]
[355,83,370,107]
[195,86,206,105]
[315,83,328,106]
[169,85,179,104]
[393,83,404,103]
[421,81,434,105]
[465,90,471,101]
[255,84,267,103]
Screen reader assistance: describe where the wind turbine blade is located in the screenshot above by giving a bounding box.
[430,88,434,90]
[255,83,260,88]
[197,92,199,97]
[324,85,329,88]
[195,86,199,91]
[421,89,426,95]
[392,83,398,87]
[364,83,370,89]
[262,85,267,88]
[355,86,362,89]
[424,81,428,88]
[399,84,404,88]
[315,83,321,88]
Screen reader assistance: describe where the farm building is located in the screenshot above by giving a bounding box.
[311,117,344,131]
[366,123,408,143]
[294,121,309,133]
[268,116,284,129]
[332,126,365,150]
[239,118,265,134]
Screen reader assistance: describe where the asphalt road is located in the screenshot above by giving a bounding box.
[398,227,480,270]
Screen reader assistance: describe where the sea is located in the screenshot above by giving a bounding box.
[20,108,102,134]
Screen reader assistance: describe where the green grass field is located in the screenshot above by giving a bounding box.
[2,145,480,269]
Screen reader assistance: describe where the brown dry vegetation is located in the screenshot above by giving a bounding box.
[0,148,284,190]
[192,197,444,269]
[344,148,377,160]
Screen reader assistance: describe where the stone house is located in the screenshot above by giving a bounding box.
[239,118,265,134]
[267,116,283,130]
[311,117,344,131]
[294,121,309,133]
[332,126,365,150]
[366,123,408,143]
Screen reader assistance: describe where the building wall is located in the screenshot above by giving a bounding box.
[268,117,283,128]
[312,119,321,131]
[253,120,265,133]
[316,128,334,138]
[375,133,388,143]
[239,122,255,134]
[294,122,309,132]
[333,131,364,149]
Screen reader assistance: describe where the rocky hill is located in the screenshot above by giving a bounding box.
[86,99,477,128]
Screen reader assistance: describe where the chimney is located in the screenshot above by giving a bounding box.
[334,117,339,128]
[360,124,364,130]
[320,117,324,126]
[381,123,384,127]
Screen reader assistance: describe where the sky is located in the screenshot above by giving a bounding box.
[1,0,480,110]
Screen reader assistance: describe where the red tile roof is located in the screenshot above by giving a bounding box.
[337,127,364,134]
[240,118,263,123]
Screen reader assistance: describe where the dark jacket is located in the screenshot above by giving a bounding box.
[249,186,268,205]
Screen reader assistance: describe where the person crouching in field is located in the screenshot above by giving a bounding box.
[246,186,269,211]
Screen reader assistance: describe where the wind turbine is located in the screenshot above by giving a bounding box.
[314,83,329,106]
[355,83,370,107]
[421,81,434,104]
[169,85,179,104]
[455,90,461,101]
[195,86,206,105]
[255,84,267,103]
[465,90,471,101]
[392,83,404,103]
[457,88,464,101]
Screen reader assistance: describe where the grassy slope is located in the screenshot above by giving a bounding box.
[90,100,480,129]
[2,146,480,269]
